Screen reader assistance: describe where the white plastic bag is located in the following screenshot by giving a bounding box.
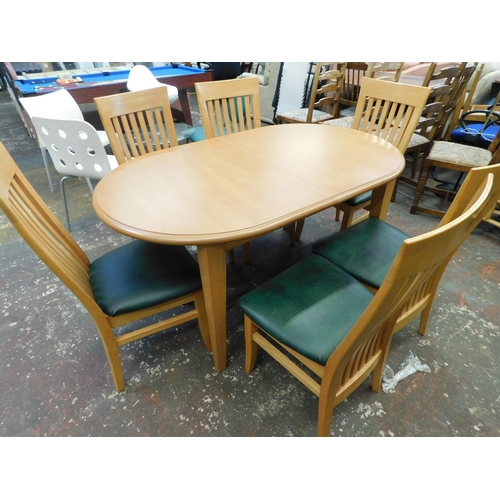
[382,351,431,393]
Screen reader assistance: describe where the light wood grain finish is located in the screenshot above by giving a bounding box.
[92,124,405,372]
[195,77,261,139]
[95,86,179,165]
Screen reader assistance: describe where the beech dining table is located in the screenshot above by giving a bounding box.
[92,124,405,372]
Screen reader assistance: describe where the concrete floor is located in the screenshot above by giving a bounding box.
[0,87,499,438]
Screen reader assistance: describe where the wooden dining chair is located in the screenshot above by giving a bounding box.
[390,63,479,204]
[239,168,494,436]
[312,163,500,336]
[95,86,179,165]
[0,142,211,392]
[193,76,262,262]
[276,62,347,124]
[392,64,466,199]
[293,78,430,239]
[335,62,406,120]
[194,76,261,140]
[366,61,405,82]
[338,62,370,117]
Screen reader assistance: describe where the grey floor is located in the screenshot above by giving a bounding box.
[1,87,499,440]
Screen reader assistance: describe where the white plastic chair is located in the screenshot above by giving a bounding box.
[31,116,118,231]
[20,89,110,193]
[126,64,179,103]
[126,65,194,141]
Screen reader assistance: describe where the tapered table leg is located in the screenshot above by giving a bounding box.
[369,179,396,220]
[197,243,227,372]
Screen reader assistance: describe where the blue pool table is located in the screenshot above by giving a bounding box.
[13,64,212,125]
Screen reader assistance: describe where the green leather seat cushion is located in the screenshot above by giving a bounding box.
[90,240,202,317]
[238,255,374,365]
[344,190,372,206]
[312,218,408,289]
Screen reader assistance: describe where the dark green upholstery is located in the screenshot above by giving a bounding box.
[238,255,374,365]
[344,190,372,206]
[90,240,202,317]
[312,218,408,289]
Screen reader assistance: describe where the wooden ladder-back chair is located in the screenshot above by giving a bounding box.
[338,62,370,117]
[330,62,405,123]
[0,142,211,392]
[408,64,500,218]
[194,76,262,262]
[411,126,500,218]
[294,78,430,239]
[238,168,494,436]
[366,62,405,81]
[95,86,179,165]
[312,163,500,337]
[393,63,465,199]
[276,62,347,124]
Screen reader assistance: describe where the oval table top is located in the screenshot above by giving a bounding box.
[93,124,404,245]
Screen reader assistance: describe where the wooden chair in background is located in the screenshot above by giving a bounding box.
[410,122,500,217]
[0,142,211,392]
[392,63,465,199]
[367,62,404,81]
[95,86,179,165]
[338,62,370,117]
[238,167,494,436]
[408,63,500,218]
[276,63,347,124]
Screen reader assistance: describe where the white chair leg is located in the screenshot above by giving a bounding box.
[60,176,72,232]
[41,147,55,193]
[85,178,94,194]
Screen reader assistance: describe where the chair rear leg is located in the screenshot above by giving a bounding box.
[59,176,73,232]
[41,146,55,193]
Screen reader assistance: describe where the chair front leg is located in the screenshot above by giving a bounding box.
[244,315,259,374]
